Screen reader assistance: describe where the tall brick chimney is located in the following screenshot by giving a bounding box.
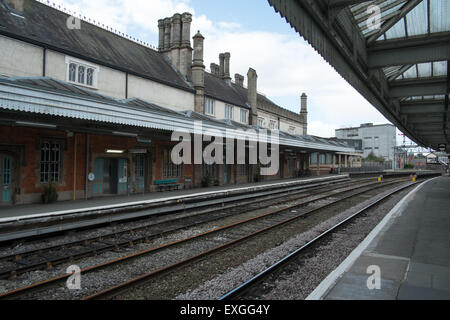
[247,68,258,125]
[300,93,308,135]
[158,12,193,80]
[234,74,244,87]
[192,31,205,113]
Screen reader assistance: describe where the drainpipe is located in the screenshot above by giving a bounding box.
[73,134,77,200]
[85,134,89,200]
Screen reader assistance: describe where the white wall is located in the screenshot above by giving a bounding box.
[0,36,43,77]
[128,75,195,112]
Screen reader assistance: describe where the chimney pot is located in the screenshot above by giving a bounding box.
[223,52,231,83]
[247,68,258,125]
[219,53,225,78]
[234,74,244,87]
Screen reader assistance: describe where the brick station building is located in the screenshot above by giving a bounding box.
[0,0,359,205]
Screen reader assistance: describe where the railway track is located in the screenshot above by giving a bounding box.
[0,177,372,279]
[0,177,412,300]
[218,181,420,300]
[0,176,352,243]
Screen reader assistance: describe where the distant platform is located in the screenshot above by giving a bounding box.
[308,176,450,300]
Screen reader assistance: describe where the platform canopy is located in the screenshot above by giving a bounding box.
[268,0,450,152]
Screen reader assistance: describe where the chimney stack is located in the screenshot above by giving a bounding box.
[247,68,258,125]
[219,53,225,78]
[163,18,171,51]
[223,52,231,83]
[300,93,308,135]
[210,63,221,76]
[4,0,23,12]
[234,74,244,87]
[158,13,193,80]
[158,19,165,51]
[192,31,205,113]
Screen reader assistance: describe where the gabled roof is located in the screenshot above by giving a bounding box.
[0,0,194,92]
[204,72,249,108]
[205,72,306,124]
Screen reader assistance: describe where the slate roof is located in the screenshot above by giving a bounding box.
[0,0,194,92]
[205,73,305,124]
[0,0,304,125]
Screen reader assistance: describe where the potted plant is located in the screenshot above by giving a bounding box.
[201,174,212,187]
[42,179,58,204]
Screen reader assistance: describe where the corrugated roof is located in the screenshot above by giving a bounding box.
[0,76,355,153]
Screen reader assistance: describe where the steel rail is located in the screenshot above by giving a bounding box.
[0,176,352,243]
[0,179,406,300]
[218,181,421,300]
[0,178,369,278]
[81,179,408,300]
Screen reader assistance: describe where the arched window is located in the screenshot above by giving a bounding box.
[86,68,94,86]
[69,63,77,82]
[78,66,85,84]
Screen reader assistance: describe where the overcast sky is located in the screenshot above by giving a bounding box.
[45,0,415,145]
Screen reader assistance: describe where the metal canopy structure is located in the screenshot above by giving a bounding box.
[267,0,450,152]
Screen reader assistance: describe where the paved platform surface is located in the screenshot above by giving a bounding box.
[310,176,450,300]
[0,174,343,221]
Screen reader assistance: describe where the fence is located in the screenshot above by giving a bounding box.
[340,161,392,173]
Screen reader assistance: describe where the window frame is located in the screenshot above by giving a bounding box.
[225,104,233,120]
[65,56,99,89]
[240,109,248,124]
[40,141,62,183]
[269,120,277,130]
[162,148,183,179]
[204,97,215,116]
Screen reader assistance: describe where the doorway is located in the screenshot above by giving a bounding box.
[93,158,128,196]
[0,154,13,203]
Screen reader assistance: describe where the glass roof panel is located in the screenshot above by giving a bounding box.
[384,17,406,39]
[432,61,447,76]
[417,63,432,77]
[430,0,450,33]
[405,0,428,36]
[403,65,418,78]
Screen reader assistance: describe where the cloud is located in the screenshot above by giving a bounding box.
[46,0,195,34]
[45,0,392,138]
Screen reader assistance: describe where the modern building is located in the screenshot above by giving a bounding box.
[335,123,397,161]
[0,0,359,205]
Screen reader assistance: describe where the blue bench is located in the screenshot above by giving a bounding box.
[154,179,180,192]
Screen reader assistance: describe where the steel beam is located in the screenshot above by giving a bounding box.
[407,115,444,124]
[389,77,447,98]
[368,35,450,68]
[327,0,368,7]
[400,102,446,114]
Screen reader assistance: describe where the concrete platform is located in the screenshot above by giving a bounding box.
[0,174,346,222]
[308,176,450,300]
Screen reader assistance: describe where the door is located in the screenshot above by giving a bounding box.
[135,155,145,193]
[1,155,12,203]
[118,159,128,194]
[108,159,119,194]
[93,158,103,195]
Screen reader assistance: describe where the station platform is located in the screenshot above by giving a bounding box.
[0,174,346,223]
[308,176,450,300]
